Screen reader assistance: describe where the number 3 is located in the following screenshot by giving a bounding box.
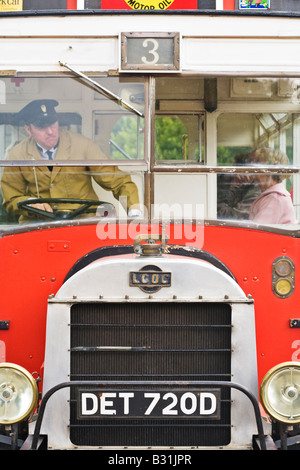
[142,39,159,65]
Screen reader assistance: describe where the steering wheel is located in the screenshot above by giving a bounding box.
[17,198,116,220]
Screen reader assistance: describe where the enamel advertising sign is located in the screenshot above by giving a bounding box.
[239,0,270,8]
[101,0,197,10]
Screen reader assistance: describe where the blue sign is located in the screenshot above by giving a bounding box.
[240,0,270,8]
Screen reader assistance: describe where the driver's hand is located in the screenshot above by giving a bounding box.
[30,202,53,213]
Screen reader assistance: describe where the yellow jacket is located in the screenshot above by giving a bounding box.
[1,129,139,220]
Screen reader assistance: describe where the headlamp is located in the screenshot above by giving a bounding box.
[260,362,300,424]
[0,363,38,425]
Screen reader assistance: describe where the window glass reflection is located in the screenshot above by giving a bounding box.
[0,76,145,162]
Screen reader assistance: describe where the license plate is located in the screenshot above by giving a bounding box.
[78,389,221,419]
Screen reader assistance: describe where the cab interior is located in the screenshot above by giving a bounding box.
[0,74,299,226]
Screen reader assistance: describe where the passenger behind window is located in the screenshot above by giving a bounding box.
[249,148,297,224]
[217,152,261,220]
[1,100,141,223]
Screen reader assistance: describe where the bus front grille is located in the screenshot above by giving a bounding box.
[69,302,232,447]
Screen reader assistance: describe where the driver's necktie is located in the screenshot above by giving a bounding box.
[46,150,53,171]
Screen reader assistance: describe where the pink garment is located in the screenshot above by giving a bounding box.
[249,183,297,224]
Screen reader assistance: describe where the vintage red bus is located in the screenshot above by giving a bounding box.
[0,4,300,452]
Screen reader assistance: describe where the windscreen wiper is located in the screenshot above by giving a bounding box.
[59,61,144,118]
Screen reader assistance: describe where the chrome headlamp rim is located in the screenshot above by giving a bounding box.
[260,361,300,425]
[0,362,39,425]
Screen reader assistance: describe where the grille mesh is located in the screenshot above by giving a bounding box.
[70,302,231,447]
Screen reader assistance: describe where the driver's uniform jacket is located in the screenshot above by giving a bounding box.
[1,129,139,222]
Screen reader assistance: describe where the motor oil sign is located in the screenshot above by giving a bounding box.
[101,0,197,9]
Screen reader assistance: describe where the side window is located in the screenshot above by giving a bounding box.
[93,114,144,160]
[93,80,145,161]
[217,113,294,166]
[153,77,207,222]
[155,115,204,162]
[154,77,205,164]
[0,76,145,163]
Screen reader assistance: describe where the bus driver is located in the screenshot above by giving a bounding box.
[1,99,140,223]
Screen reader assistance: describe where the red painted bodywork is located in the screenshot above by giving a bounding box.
[0,222,299,390]
[223,0,235,10]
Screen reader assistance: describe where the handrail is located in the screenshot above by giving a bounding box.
[30,380,267,451]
